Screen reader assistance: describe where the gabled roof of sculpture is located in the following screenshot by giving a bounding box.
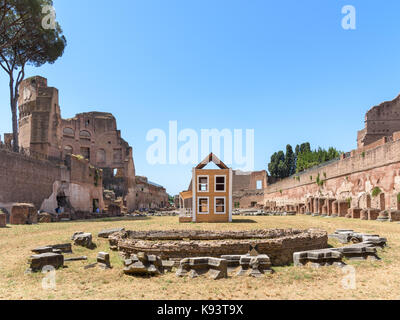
[195,153,229,170]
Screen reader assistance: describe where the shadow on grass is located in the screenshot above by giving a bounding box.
[231,219,258,224]
[56,216,152,224]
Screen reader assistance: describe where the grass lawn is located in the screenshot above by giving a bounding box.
[0,215,399,300]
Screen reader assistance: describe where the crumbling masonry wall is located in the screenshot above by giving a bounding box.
[0,148,60,211]
[264,135,400,211]
[358,93,400,148]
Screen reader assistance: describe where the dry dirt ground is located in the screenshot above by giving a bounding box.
[0,215,399,300]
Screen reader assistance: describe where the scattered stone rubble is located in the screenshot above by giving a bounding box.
[97,252,112,269]
[294,230,387,268]
[64,256,87,262]
[123,252,165,276]
[221,254,273,277]
[109,229,328,266]
[294,249,345,268]
[98,228,125,239]
[28,252,64,272]
[37,212,52,223]
[328,230,387,247]
[32,243,72,254]
[332,243,380,261]
[71,232,95,249]
[23,225,389,280]
[232,209,296,217]
[176,257,228,280]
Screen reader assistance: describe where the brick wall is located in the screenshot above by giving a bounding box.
[0,149,61,209]
[264,138,400,210]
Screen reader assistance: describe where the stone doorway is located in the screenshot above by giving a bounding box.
[380,193,385,211]
[56,191,68,213]
[93,199,99,213]
[366,195,371,209]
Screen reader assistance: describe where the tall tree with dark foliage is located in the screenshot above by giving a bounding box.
[0,0,66,151]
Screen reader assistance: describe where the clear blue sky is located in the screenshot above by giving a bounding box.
[1,0,400,196]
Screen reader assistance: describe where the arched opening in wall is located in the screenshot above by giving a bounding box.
[92,199,99,213]
[380,193,386,211]
[112,168,124,178]
[80,147,90,160]
[366,195,371,209]
[80,130,91,140]
[63,128,74,137]
[56,191,68,214]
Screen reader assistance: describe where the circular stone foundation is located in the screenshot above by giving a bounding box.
[109,229,328,266]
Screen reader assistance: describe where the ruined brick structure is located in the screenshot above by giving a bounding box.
[263,93,400,217]
[135,176,169,210]
[59,112,137,210]
[0,76,168,214]
[357,93,400,148]
[0,146,104,214]
[232,170,268,209]
[109,229,328,266]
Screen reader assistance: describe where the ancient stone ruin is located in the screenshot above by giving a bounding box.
[71,232,95,249]
[124,252,165,276]
[28,252,64,272]
[97,252,112,269]
[294,249,345,268]
[176,257,228,280]
[98,228,125,239]
[109,229,328,266]
[10,203,37,225]
[294,230,386,268]
[222,254,273,277]
[328,230,387,248]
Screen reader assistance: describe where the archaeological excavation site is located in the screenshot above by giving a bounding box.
[0,74,399,301]
[2,2,400,305]
[0,73,399,301]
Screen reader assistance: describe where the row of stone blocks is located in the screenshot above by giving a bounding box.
[176,254,273,279]
[265,198,350,217]
[268,197,400,222]
[294,230,387,268]
[345,209,400,222]
[328,230,387,247]
[0,203,127,228]
[28,241,111,272]
[122,252,273,279]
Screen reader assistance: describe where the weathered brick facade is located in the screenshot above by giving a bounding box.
[263,93,400,217]
[358,93,400,148]
[8,76,169,212]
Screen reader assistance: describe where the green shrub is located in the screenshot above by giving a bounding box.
[371,187,382,198]
[316,173,324,187]
[397,193,400,204]
[94,169,101,187]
